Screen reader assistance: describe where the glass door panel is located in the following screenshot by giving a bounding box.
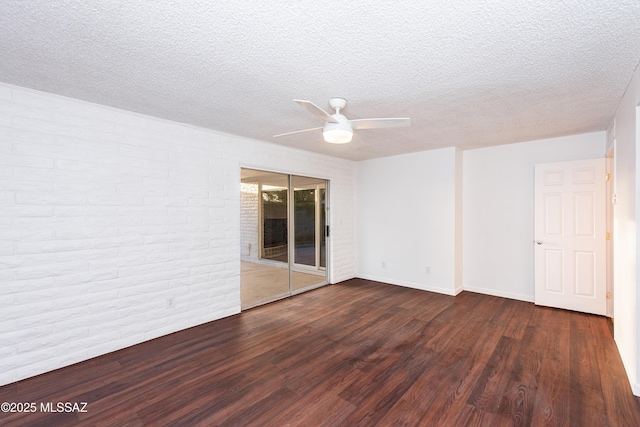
[291,176,327,292]
[294,188,316,266]
[262,185,288,263]
[240,169,290,308]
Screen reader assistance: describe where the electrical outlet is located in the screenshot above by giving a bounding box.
[425,266,431,274]
[382,262,386,269]
[167,297,175,308]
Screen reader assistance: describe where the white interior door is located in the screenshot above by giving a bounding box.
[534,158,606,315]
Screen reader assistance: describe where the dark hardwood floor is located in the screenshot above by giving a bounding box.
[2,278,640,426]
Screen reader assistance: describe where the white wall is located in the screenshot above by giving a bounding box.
[357,147,460,295]
[463,132,605,301]
[0,83,357,386]
[611,64,639,395]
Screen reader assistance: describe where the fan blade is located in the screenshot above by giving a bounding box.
[294,99,339,123]
[273,127,323,138]
[349,118,411,130]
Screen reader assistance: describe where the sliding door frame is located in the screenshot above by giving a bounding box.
[240,166,330,309]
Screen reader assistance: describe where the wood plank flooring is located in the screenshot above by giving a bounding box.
[1,278,639,426]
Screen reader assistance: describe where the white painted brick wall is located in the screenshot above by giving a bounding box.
[240,182,259,262]
[0,83,357,386]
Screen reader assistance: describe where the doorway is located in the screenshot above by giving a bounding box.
[240,168,328,309]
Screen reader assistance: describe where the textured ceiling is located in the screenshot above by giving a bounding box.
[1,1,639,161]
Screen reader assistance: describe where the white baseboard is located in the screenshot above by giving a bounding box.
[462,284,534,303]
[354,276,534,301]
[611,332,640,397]
[356,274,458,296]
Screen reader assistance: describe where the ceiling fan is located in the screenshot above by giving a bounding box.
[273,98,411,144]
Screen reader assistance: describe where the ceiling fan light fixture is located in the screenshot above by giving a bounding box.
[323,121,353,144]
[323,129,353,144]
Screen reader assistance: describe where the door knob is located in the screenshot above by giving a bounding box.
[536,241,543,245]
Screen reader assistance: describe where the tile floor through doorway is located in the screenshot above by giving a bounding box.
[241,261,326,308]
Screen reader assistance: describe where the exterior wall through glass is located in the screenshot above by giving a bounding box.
[240,168,328,309]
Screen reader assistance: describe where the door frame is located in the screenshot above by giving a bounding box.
[605,144,615,318]
[240,167,330,309]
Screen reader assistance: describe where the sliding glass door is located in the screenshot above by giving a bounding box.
[240,168,328,309]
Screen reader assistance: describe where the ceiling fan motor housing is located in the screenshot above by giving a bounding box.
[329,97,347,112]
